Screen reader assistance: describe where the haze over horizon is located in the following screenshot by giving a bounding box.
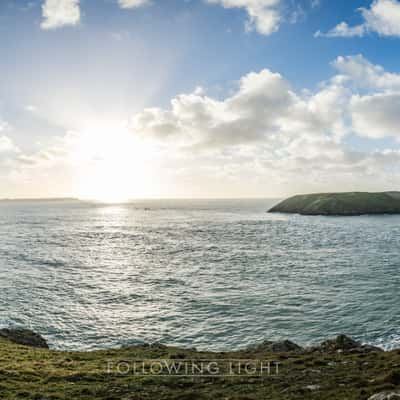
[2,0,400,201]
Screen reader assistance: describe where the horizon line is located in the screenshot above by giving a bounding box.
[0,196,282,202]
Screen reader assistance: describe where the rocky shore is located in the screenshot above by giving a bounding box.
[1,328,400,399]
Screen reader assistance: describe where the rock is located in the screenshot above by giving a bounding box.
[360,344,384,353]
[319,335,359,351]
[368,392,400,400]
[150,343,168,349]
[249,339,303,353]
[0,328,49,349]
[306,385,321,391]
[312,335,383,353]
[382,370,400,385]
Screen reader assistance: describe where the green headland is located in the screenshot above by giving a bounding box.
[269,192,400,216]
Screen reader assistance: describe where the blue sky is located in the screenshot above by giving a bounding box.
[1,0,400,199]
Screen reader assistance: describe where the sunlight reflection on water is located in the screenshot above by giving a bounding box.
[0,199,399,351]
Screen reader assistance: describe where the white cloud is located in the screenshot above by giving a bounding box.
[0,136,19,154]
[206,0,282,35]
[317,0,400,38]
[25,105,38,113]
[118,0,151,9]
[41,0,80,30]
[0,124,22,180]
[362,0,400,36]
[131,68,296,147]
[110,30,131,41]
[0,120,8,133]
[332,55,400,90]
[352,93,400,139]
[331,55,400,141]
[0,136,20,172]
[310,0,320,8]
[315,22,365,38]
[130,64,353,151]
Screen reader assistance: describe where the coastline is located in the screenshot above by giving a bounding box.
[1,329,400,399]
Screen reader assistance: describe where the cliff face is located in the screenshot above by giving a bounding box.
[269,192,400,216]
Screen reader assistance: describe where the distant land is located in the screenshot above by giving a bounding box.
[269,192,400,216]
[0,197,78,202]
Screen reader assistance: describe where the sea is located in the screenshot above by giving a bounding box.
[0,198,399,351]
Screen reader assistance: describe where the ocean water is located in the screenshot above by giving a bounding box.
[0,198,399,351]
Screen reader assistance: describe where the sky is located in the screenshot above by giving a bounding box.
[1,0,400,200]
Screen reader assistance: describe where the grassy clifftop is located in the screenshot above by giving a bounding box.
[269,192,400,216]
[1,335,400,400]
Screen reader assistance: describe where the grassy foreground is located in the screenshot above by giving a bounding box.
[1,336,400,400]
[269,192,400,216]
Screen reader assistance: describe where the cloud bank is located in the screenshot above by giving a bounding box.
[4,55,400,198]
[125,54,400,194]
[133,54,400,150]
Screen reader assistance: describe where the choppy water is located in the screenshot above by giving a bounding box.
[0,199,399,351]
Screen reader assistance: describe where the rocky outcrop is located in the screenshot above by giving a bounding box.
[0,328,49,349]
[247,335,383,354]
[311,334,383,353]
[368,392,400,400]
[248,339,303,353]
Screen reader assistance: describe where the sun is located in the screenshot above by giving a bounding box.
[69,122,152,203]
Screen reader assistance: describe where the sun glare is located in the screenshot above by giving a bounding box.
[69,122,152,203]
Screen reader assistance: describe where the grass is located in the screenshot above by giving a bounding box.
[269,192,400,216]
[1,337,400,399]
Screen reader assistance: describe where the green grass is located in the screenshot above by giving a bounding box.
[269,192,400,216]
[1,337,400,399]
